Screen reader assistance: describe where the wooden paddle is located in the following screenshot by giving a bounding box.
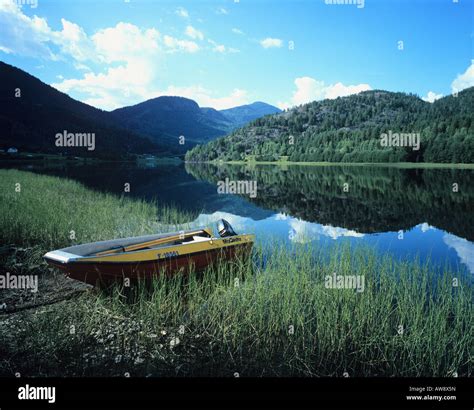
[94,229,206,257]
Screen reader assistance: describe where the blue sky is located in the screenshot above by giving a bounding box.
[0,0,473,110]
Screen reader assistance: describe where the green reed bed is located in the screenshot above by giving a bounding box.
[1,244,471,377]
[0,169,194,253]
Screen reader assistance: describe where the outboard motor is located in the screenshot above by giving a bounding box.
[217,219,237,237]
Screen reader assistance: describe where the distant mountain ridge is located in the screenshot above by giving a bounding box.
[111,97,281,145]
[111,96,227,146]
[220,102,282,128]
[0,62,280,158]
[186,88,474,164]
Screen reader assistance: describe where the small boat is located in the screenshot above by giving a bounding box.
[44,219,254,287]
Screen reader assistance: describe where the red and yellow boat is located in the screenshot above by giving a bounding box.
[44,219,254,287]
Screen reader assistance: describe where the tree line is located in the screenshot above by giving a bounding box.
[186,88,474,164]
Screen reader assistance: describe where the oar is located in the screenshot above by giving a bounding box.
[94,229,206,257]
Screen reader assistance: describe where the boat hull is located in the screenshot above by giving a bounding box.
[46,241,253,287]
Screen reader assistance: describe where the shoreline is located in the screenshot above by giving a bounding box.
[4,153,473,169]
[189,160,474,169]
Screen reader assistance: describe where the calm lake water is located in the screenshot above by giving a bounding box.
[3,161,474,274]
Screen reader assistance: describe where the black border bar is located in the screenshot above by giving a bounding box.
[0,377,471,409]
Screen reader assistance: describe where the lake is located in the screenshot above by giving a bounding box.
[3,161,473,274]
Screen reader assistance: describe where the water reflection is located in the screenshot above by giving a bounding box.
[2,161,473,272]
[186,163,474,241]
[193,211,474,274]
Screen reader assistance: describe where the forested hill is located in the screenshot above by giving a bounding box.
[185,88,474,163]
[0,61,161,158]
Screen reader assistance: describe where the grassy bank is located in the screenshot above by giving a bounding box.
[0,169,193,253]
[1,245,471,377]
[0,170,472,377]
[0,152,183,165]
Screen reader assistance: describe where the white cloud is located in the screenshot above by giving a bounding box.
[192,212,250,235]
[157,86,249,110]
[443,233,474,273]
[289,218,364,243]
[53,18,96,62]
[0,4,94,62]
[422,91,443,103]
[0,2,57,59]
[74,62,91,71]
[0,5,169,64]
[419,223,435,233]
[193,212,364,246]
[232,28,244,35]
[53,76,249,111]
[1,3,242,110]
[213,44,226,53]
[216,7,228,15]
[52,60,156,110]
[185,25,204,41]
[451,61,474,94]
[83,96,120,110]
[175,7,189,18]
[163,35,199,53]
[50,22,170,110]
[92,23,160,63]
[278,76,372,109]
[291,77,326,105]
[208,39,239,54]
[49,22,198,109]
[324,82,372,99]
[260,37,283,49]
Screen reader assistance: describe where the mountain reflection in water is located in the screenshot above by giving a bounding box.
[3,161,473,273]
